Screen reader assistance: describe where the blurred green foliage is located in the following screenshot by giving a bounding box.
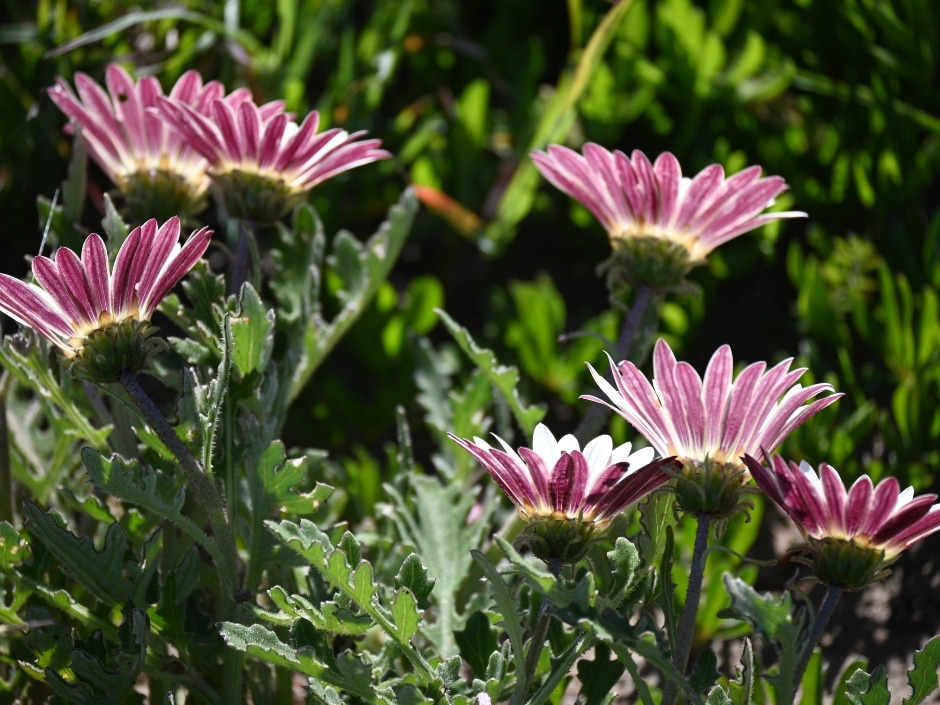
[1,0,939,491]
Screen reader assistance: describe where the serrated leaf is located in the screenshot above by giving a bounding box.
[390,589,423,642]
[721,574,804,705]
[81,449,223,570]
[906,636,940,705]
[706,686,733,705]
[606,537,640,605]
[219,622,390,704]
[845,667,891,705]
[385,475,490,655]
[267,586,372,635]
[729,637,755,705]
[22,501,132,604]
[471,551,526,682]
[42,605,148,705]
[22,608,71,670]
[436,309,545,436]
[229,283,275,378]
[395,554,436,610]
[0,340,110,451]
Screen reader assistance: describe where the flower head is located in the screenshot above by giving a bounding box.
[449,423,674,562]
[744,454,940,588]
[48,64,245,220]
[157,95,390,222]
[531,145,805,289]
[0,217,210,381]
[585,339,841,516]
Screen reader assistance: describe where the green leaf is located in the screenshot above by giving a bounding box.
[706,686,733,705]
[266,586,373,635]
[219,621,390,704]
[0,340,110,451]
[471,550,527,686]
[395,553,436,610]
[42,605,149,705]
[606,537,641,605]
[385,475,490,655]
[81,449,223,571]
[729,637,755,705]
[455,610,499,680]
[845,667,891,705]
[22,501,134,605]
[436,308,545,437]
[577,643,624,705]
[906,635,940,705]
[0,521,28,570]
[720,574,804,705]
[229,284,275,378]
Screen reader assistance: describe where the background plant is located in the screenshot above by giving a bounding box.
[0,1,939,703]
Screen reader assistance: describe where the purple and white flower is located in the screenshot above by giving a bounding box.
[531,144,805,262]
[48,64,247,205]
[0,217,210,358]
[157,93,390,220]
[745,454,940,560]
[585,339,842,469]
[449,423,673,527]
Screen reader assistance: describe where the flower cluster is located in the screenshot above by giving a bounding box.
[48,63,388,224]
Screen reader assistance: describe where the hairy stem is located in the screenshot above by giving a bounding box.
[118,371,238,598]
[118,370,244,703]
[513,559,563,705]
[576,284,658,443]
[792,584,842,701]
[664,514,711,705]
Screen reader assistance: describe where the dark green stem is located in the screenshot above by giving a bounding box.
[0,372,13,525]
[792,584,842,700]
[118,371,244,703]
[664,514,712,705]
[576,284,657,444]
[514,559,563,705]
[118,371,238,599]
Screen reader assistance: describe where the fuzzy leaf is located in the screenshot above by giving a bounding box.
[436,308,545,436]
[267,586,372,635]
[390,588,423,642]
[845,667,891,705]
[729,637,756,705]
[219,621,389,704]
[471,550,527,682]
[81,449,223,570]
[721,574,803,705]
[706,687,733,705]
[395,553,436,610]
[0,521,28,570]
[606,537,641,605]
[385,475,489,655]
[42,605,148,705]
[22,501,133,604]
[229,283,275,378]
